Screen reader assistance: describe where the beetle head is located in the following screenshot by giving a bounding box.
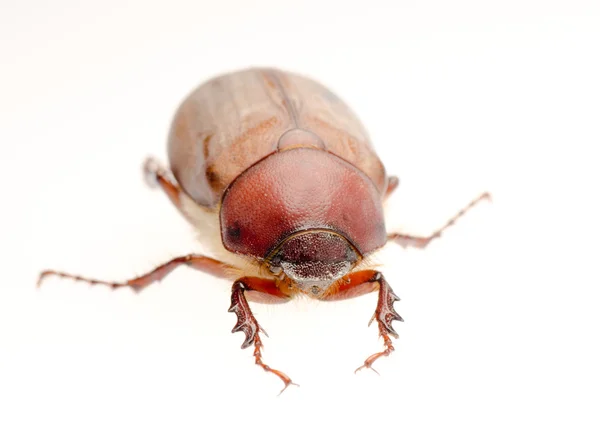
[268,230,360,297]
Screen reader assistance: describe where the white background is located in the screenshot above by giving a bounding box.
[1,0,599,422]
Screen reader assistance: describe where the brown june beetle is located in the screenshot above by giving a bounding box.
[38,68,489,392]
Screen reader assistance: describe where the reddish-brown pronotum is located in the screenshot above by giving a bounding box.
[38,68,490,393]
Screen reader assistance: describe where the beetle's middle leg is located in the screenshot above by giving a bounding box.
[322,270,402,374]
[388,191,491,249]
[38,254,236,291]
[229,278,296,394]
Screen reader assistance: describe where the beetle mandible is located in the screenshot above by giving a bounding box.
[38,68,489,393]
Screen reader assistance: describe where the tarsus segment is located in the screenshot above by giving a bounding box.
[37,254,233,291]
[388,192,491,248]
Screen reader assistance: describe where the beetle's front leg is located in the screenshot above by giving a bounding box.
[354,273,402,374]
[323,270,402,374]
[388,192,491,249]
[229,278,297,394]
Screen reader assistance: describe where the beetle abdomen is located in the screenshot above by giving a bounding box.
[168,68,387,208]
[220,147,386,258]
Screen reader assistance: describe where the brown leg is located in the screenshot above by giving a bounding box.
[388,192,491,248]
[385,175,400,200]
[37,254,235,292]
[229,278,296,394]
[143,156,207,225]
[323,270,402,374]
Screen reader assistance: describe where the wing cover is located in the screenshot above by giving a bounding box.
[168,68,387,208]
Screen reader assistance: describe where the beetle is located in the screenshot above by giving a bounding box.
[38,68,489,393]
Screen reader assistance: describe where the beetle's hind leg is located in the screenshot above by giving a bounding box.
[388,192,491,248]
[143,157,186,210]
[144,157,218,230]
[385,175,400,200]
[229,278,297,395]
